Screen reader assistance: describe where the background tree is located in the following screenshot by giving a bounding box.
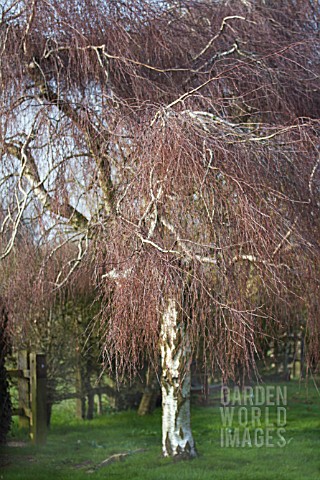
[0,298,12,445]
[0,226,147,423]
[0,0,319,458]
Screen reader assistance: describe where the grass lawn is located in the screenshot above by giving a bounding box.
[0,381,319,480]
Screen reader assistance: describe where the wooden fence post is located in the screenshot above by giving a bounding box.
[29,353,47,445]
[17,350,30,430]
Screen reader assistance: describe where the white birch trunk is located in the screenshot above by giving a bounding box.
[160,298,196,458]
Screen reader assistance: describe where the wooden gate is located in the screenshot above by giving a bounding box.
[8,351,47,445]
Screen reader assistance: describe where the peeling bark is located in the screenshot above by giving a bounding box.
[160,299,196,458]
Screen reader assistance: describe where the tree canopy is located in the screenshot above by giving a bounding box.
[0,0,319,377]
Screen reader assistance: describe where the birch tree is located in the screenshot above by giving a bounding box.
[0,0,319,457]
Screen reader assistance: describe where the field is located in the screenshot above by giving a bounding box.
[1,381,319,480]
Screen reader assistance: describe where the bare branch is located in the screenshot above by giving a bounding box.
[4,142,89,231]
[192,16,248,62]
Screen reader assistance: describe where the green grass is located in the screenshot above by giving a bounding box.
[1,381,319,480]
